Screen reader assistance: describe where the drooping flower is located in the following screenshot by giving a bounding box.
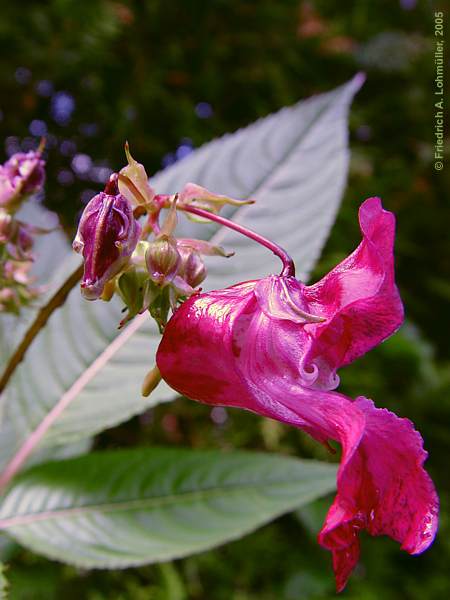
[0,150,46,210]
[156,197,438,590]
[73,174,141,300]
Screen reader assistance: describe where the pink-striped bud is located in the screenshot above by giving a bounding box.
[73,176,141,300]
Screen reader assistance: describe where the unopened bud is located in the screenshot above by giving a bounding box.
[145,235,181,285]
[73,175,141,300]
[0,150,45,210]
[178,248,206,288]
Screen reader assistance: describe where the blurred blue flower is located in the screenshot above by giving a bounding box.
[176,144,193,160]
[71,153,92,175]
[60,140,77,156]
[57,169,75,186]
[89,166,112,184]
[195,102,213,119]
[29,120,48,137]
[51,91,75,125]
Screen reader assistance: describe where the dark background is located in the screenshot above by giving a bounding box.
[0,1,449,598]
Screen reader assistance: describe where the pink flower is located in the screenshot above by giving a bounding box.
[0,151,45,209]
[73,175,141,300]
[156,198,438,590]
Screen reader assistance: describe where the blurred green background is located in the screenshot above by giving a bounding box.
[0,0,449,598]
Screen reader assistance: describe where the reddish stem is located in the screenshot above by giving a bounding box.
[179,205,295,277]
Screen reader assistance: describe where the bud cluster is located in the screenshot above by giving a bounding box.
[0,149,47,314]
[74,145,241,331]
[0,150,45,212]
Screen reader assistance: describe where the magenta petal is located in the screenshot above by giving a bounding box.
[156,282,257,405]
[156,198,436,592]
[157,282,366,452]
[157,279,438,592]
[303,197,404,378]
[319,396,438,592]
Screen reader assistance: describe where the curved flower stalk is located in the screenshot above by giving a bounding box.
[156,198,438,591]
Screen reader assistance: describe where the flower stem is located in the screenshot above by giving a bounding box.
[179,205,295,277]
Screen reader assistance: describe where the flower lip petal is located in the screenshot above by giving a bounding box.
[156,194,437,591]
[318,396,439,592]
[157,285,438,592]
[300,197,404,385]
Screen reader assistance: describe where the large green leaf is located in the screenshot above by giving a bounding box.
[0,448,337,568]
[0,76,363,461]
[0,416,91,472]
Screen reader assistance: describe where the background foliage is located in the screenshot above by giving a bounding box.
[0,1,448,598]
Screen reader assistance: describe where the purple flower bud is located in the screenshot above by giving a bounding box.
[0,151,46,209]
[178,247,206,288]
[73,176,141,300]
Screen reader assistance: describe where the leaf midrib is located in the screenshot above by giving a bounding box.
[0,474,335,528]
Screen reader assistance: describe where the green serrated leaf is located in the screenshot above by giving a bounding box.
[0,448,337,569]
